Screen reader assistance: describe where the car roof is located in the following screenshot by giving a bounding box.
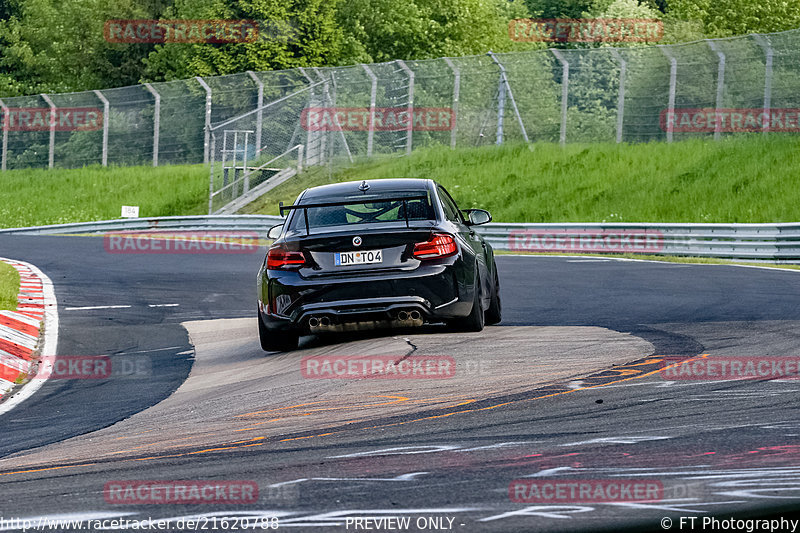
[299,178,436,201]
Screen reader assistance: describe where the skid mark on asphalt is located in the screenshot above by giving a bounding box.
[0,353,706,477]
[236,396,412,418]
[232,395,483,431]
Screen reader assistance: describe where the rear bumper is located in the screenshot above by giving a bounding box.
[258,262,471,332]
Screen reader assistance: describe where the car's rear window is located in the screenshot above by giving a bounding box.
[287,193,435,232]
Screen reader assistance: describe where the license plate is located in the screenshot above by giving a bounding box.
[334,249,383,266]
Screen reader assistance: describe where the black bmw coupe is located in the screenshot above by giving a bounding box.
[257,178,501,351]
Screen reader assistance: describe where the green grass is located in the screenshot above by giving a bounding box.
[247,135,800,223]
[4,135,800,228]
[0,164,208,228]
[0,262,20,311]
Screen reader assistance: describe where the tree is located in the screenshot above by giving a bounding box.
[524,0,595,19]
[143,0,344,80]
[336,0,533,64]
[666,0,800,38]
[0,0,157,97]
[0,0,18,20]
[526,0,665,19]
[583,0,660,20]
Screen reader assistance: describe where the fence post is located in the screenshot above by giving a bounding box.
[443,58,460,149]
[93,90,110,166]
[488,52,529,144]
[0,98,7,171]
[361,64,378,157]
[40,94,56,168]
[297,144,304,174]
[246,71,264,154]
[144,83,160,166]
[610,49,627,143]
[196,77,212,164]
[753,34,773,135]
[221,131,230,189]
[551,50,569,146]
[492,57,505,144]
[243,131,250,194]
[321,66,339,111]
[298,68,320,164]
[208,132,216,215]
[312,67,353,163]
[707,40,726,141]
[658,46,678,143]
[396,60,415,154]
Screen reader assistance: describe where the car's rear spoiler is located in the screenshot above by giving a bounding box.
[279,194,430,235]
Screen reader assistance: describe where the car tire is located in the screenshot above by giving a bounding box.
[456,274,485,332]
[485,269,502,326]
[258,312,299,352]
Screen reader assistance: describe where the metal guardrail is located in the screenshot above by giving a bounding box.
[0,215,285,235]
[2,218,799,261]
[477,222,800,261]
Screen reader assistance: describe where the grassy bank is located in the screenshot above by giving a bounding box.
[0,164,208,229]
[247,135,800,223]
[3,135,800,228]
[0,262,20,310]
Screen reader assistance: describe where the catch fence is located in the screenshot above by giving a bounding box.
[2,28,800,211]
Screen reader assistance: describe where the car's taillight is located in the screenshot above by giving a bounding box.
[267,247,306,270]
[413,233,458,260]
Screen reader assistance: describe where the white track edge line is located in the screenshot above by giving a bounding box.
[501,253,800,273]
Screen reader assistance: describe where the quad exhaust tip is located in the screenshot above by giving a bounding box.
[308,316,332,328]
[307,309,424,332]
[397,309,422,322]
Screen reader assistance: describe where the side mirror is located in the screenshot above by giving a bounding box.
[464,209,492,226]
[267,224,283,240]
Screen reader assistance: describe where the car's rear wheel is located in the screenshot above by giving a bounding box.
[454,274,485,332]
[485,269,502,325]
[258,312,299,352]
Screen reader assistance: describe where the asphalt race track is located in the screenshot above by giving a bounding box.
[1,234,800,532]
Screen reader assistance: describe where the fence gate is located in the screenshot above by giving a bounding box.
[218,129,253,201]
[207,84,324,214]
